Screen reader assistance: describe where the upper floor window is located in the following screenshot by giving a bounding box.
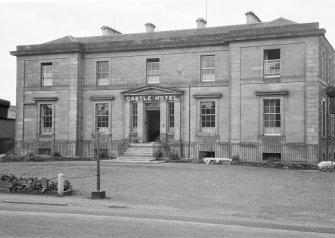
[321,51,325,79]
[131,103,138,132]
[147,58,160,84]
[40,104,53,134]
[97,61,109,85]
[327,58,332,83]
[168,102,174,128]
[200,101,215,128]
[264,49,280,77]
[201,55,215,82]
[263,99,281,135]
[41,63,53,86]
[95,103,109,133]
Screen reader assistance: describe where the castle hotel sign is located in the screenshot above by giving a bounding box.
[125,95,181,102]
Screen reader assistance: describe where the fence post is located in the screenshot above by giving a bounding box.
[57,173,64,197]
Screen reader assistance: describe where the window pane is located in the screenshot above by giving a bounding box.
[131,103,138,131]
[41,63,53,86]
[263,99,281,135]
[96,103,109,133]
[40,104,53,134]
[201,55,215,81]
[168,102,174,128]
[97,61,109,85]
[147,59,160,84]
[200,101,215,128]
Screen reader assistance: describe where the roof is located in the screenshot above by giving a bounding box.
[54,17,300,44]
[11,17,325,56]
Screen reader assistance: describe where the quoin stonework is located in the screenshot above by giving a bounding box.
[10,12,335,163]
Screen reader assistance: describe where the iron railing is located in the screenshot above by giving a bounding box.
[2,140,321,163]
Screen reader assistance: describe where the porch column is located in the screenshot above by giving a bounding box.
[160,101,167,142]
[124,102,130,139]
[174,100,181,141]
[137,102,145,143]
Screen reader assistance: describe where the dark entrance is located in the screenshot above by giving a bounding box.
[147,110,160,142]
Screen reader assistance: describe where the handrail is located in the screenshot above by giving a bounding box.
[4,137,15,145]
[152,134,162,159]
[120,135,131,154]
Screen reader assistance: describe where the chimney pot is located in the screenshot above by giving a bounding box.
[196,18,207,28]
[245,11,261,24]
[101,26,121,36]
[145,23,156,33]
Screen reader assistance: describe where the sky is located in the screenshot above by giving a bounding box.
[1,0,335,106]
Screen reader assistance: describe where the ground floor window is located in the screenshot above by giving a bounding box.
[40,104,53,134]
[131,103,137,132]
[263,99,281,135]
[331,114,335,137]
[200,101,215,129]
[95,103,109,133]
[168,102,174,128]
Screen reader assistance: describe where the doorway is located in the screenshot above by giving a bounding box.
[147,110,160,142]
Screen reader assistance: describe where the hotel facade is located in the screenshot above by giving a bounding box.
[11,12,335,163]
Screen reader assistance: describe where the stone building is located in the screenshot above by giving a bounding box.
[0,99,15,154]
[10,12,335,162]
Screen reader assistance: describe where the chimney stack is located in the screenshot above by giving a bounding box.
[145,23,156,33]
[245,11,261,24]
[196,18,207,28]
[101,26,121,36]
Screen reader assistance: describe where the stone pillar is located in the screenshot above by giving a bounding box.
[137,102,144,142]
[174,101,181,141]
[124,102,130,139]
[160,101,167,142]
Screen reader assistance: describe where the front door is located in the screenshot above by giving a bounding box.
[147,110,160,142]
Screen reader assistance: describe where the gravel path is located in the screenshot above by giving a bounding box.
[1,161,334,224]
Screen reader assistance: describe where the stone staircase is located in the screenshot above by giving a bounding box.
[115,143,157,163]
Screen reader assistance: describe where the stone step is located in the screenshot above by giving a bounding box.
[124,153,153,156]
[117,143,157,163]
[118,156,155,160]
[126,148,153,152]
[111,159,164,164]
[130,143,156,147]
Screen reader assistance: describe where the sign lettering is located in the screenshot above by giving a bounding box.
[125,95,180,102]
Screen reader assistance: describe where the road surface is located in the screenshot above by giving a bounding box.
[0,194,334,238]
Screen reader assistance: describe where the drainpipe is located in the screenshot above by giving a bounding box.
[188,82,191,158]
[327,97,329,161]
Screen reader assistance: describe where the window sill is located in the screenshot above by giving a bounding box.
[39,133,53,137]
[196,132,218,137]
[262,76,281,83]
[263,75,280,78]
[91,132,112,137]
[258,135,285,144]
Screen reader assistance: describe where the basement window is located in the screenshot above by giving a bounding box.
[199,151,215,159]
[262,152,281,161]
[38,148,51,156]
[94,149,108,158]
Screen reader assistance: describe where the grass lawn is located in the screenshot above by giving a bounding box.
[1,161,335,223]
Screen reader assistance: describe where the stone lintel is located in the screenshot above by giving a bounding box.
[89,96,115,101]
[255,91,289,96]
[193,93,222,99]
